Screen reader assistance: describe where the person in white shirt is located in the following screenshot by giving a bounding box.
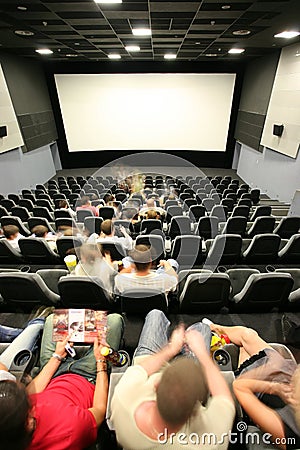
[31,225,57,252]
[2,225,22,251]
[88,219,134,252]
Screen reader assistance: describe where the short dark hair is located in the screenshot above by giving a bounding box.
[58,200,68,209]
[79,196,90,206]
[0,381,32,450]
[157,357,208,426]
[3,225,19,239]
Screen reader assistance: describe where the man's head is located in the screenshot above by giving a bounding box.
[156,357,208,427]
[3,225,19,240]
[31,225,48,238]
[146,198,155,208]
[129,244,153,272]
[80,196,90,206]
[101,219,113,236]
[0,380,33,449]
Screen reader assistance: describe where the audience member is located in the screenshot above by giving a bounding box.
[58,200,76,219]
[0,312,124,449]
[206,320,300,448]
[139,198,166,219]
[111,309,235,449]
[73,243,117,297]
[2,224,22,251]
[88,219,133,252]
[31,225,57,252]
[76,196,99,217]
[115,245,178,297]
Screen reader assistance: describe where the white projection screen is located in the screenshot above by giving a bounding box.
[54,73,236,152]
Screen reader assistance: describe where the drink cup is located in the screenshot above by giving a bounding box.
[64,255,77,272]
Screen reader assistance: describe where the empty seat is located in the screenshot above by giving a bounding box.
[0,199,16,212]
[202,198,215,213]
[221,198,234,212]
[0,206,9,218]
[19,238,62,264]
[206,234,242,265]
[19,198,34,212]
[194,216,219,240]
[274,216,300,239]
[250,205,271,221]
[170,235,203,267]
[166,206,183,222]
[231,205,250,219]
[226,268,260,298]
[54,209,73,220]
[238,198,252,208]
[11,206,30,222]
[140,219,162,235]
[0,272,60,311]
[32,207,54,222]
[243,233,281,264]
[164,200,179,209]
[247,216,275,238]
[168,216,191,240]
[98,206,115,220]
[36,199,53,211]
[76,209,94,222]
[7,194,20,204]
[231,273,293,312]
[222,216,247,237]
[0,240,24,264]
[56,236,83,260]
[275,268,300,291]
[179,273,230,313]
[84,216,103,236]
[211,205,227,222]
[58,276,113,309]
[188,205,206,222]
[278,234,300,264]
[36,268,69,294]
[250,188,260,205]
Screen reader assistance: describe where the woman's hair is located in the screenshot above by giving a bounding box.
[58,200,68,209]
[0,380,33,450]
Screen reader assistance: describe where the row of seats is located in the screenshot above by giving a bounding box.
[0,267,299,314]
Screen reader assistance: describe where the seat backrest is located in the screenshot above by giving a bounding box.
[28,217,56,234]
[188,205,206,221]
[0,216,31,236]
[58,276,112,309]
[202,198,215,213]
[195,216,219,240]
[98,206,115,220]
[32,207,53,221]
[227,268,260,297]
[76,209,94,222]
[56,236,83,259]
[250,205,271,221]
[207,234,242,265]
[210,205,228,221]
[275,268,300,291]
[171,235,203,267]
[120,289,168,315]
[11,206,30,221]
[0,206,9,218]
[278,234,300,263]
[233,273,293,312]
[0,272,60,311]
[177,269,212,294]
[168,216,191,239]
[19,238,61,264]
[179,273,231,313]
[247,216,275,237]
[274,216,300,239]
[243,233,281,263]
[0,199,16,212]
[135,234,165,261]
[231,205,250,219]
[0,240,24,264]
[166,205,183,222]
[140,219,162,234]
[222,216,247,236]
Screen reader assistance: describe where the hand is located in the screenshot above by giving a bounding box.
[185,329,209,356]
[93,330,107,361]
[168,324,185,355]
[55,335,72,359]
[270,382,295,405]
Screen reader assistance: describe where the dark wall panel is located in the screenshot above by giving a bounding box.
[234,51,280,151]
[43,60,244,169]
[0,51,57,152]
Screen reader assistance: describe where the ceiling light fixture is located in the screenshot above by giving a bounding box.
[94,0,122,3]
[205,53,218,57]
[14,29,34,36]
[233,30,251,36]
[17,6,27,10]
[132,28,151,36]
[228,48,245,54]
[35,48,53,55]
[164,53,176,59]
[66,54,79,57]
[108,53,121,59]
[274,31,300,39]
[221,5,231,9]
[125,45,140,52]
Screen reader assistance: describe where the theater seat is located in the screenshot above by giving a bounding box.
[242,234,280,264]
[19,238,62,265]
[58,276,113,309]
[206,234,242,265]
[119,289,168,315]
[278,234,300,264]
[246,216,275,238]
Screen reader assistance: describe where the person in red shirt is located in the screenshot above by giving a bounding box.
[76,195,99,216]
[0,313,124,450]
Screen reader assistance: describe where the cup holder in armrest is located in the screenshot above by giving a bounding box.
[213,349,232,371]
[217,266,227,273]
[9,349,35,381]
[265,265,275,273]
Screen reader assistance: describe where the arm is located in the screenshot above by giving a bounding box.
[159,260,178,279]
[88,337,108,426]
[233,378,288,449]
[185,329,234,405]
[138,324,185,376]
[26,336,69,395]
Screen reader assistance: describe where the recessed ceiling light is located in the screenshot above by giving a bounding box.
[228,48,245,54]
[66,54,79,57]
[205,53,218,57]
[35,48,53,55]
[233,30,251,36]
[221,5,231,9]
[164,54,176,59]
[14,29,34,36]
[195,42,201,45]
[108,53,121,59]
[132,28,151,36]
[17,6,27,11]
[125,45,140,52]
[274,31,300,39]
[94,0,122,3]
